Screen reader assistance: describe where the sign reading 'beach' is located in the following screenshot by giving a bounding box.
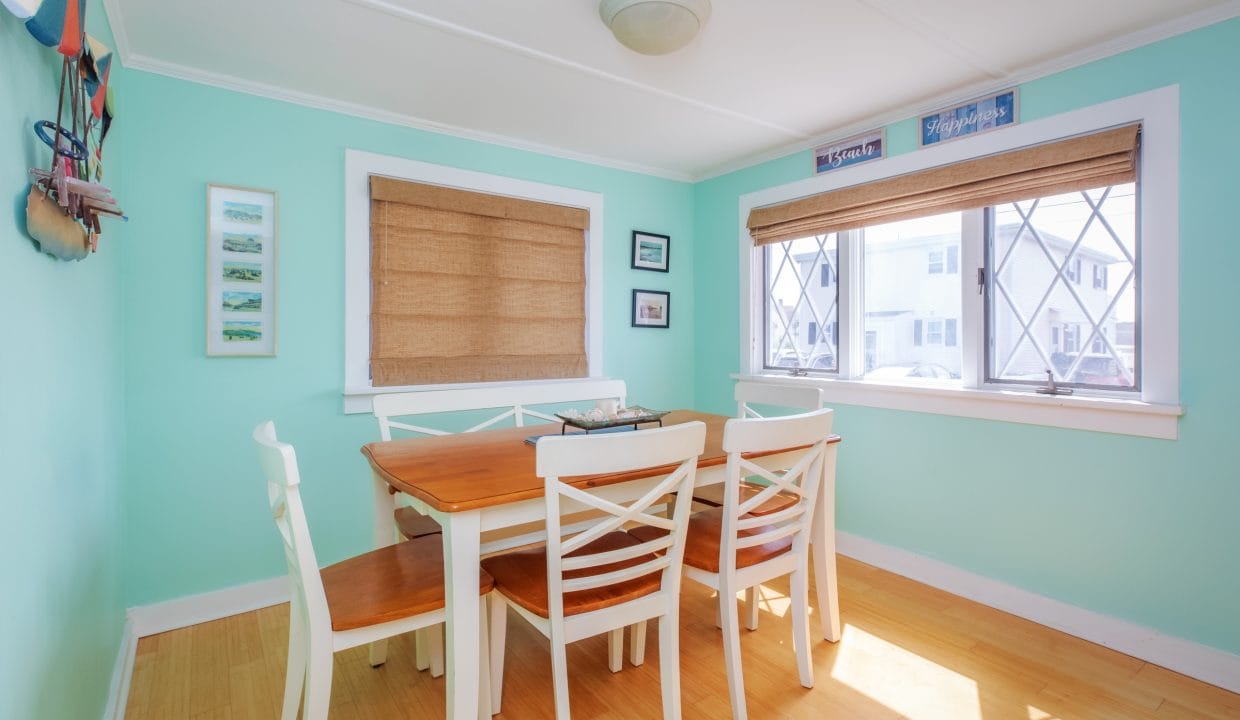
[814,129,885,174]
[919,89,1018,146]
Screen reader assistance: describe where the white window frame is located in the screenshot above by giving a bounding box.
[343,150,605,414]
[738,86,1182,439]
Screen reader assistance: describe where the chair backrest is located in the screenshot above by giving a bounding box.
[719,409,835,571]
[252,421,329,629]
[535,422,707,624]
[373,379,628,440]
[734,381,824,419]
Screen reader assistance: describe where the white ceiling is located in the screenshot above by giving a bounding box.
[103,0,1237,180]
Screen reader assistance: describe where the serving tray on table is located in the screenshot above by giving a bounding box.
[554,406,670,433]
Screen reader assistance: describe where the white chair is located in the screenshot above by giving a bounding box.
[691,381,824,629]
[482,421,707,720]
[632,409,835,720]
[253,421,494,720]
[372,379,628,675]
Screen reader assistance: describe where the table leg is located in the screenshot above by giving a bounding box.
[812,444,841,642]
[442,510,483,720]
[369,470,398,666]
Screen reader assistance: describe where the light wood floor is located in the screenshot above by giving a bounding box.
[124,556,1240,720]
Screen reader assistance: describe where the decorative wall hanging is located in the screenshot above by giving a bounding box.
[12,0,124,261]
[919,88,1018,146]
[631,289,670,328]
[206,185,278,356]
[814,129,885,174]
[630,230,670,272]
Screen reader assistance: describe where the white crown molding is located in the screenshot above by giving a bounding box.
[100,1,1239,181]
[98,0,132,61]
[101,618,137,720]
[697,0,1240,180]
[837,531,1240,695]
[120,51,695,182]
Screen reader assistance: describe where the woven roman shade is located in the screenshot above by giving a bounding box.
[369,176,590,386]
[748,124,1140,245]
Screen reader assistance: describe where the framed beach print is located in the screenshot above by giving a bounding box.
[630,230,670,272]
[206,184,277,356]
[631,289,670,328]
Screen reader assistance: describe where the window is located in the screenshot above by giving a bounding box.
[763,233,838,371]
[1093,263,1108,290]
[344,151,604,413]
[1065,256,1082,284]
[741,87,1180,438]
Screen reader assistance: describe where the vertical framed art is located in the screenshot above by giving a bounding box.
[206,184,277,356]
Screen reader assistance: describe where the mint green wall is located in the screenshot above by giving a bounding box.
[694,19,1240,655]
[116,74,695,605]
[0,3,127,717]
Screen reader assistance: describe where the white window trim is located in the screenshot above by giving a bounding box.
[344,150,605,414]
[738,86,1182,439]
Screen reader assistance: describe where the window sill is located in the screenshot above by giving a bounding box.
[343,377,617,414]
[732,373,1183,440]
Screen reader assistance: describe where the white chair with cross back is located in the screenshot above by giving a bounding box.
[253,421,494,720]
[632,408,834,720]
[690,381,824,630]
[482,421,707,720]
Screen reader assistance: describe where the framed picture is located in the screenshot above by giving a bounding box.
[206,184,277,356]
[630,230,670,272]
[631,289,670,328]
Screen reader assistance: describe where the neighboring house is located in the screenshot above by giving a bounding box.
[782,224,1123,378]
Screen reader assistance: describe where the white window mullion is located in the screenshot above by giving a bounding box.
[960,209,986,388]
[839,229,864,379]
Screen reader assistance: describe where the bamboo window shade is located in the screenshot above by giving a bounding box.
[747,124,1141,245]
[369,176,590,387]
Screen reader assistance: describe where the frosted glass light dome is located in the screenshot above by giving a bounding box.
[599,0,712,55]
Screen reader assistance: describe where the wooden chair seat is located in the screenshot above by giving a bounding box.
[690,478,799,516]
[481,531,661,619]
[321,534,493,631]
[630,507,793,574]
[394,506,442,539]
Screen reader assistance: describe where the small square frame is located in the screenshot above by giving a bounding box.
[630,230,670,273]
[206,184,278,356]
[632,289,670,329]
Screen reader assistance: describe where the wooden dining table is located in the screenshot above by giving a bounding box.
[361,410,842,720]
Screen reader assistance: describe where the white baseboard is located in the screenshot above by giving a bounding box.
[128,576,289,638]
[101,618,137,720]
[836,531,1240,694]
[114,537,1240,701]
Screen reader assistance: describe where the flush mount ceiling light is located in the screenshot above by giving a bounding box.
[599,0,711,55]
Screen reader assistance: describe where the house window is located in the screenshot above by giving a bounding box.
[1093,264,1108,290]
[344,151,604,413]
[762,233,838,372]
[1065,257,1082,284]
[988,183,1136,389]
[742,89,1179,438]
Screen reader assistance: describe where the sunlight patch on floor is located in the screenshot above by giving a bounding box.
[829,624,982,720]
[1026,707,1059,719]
